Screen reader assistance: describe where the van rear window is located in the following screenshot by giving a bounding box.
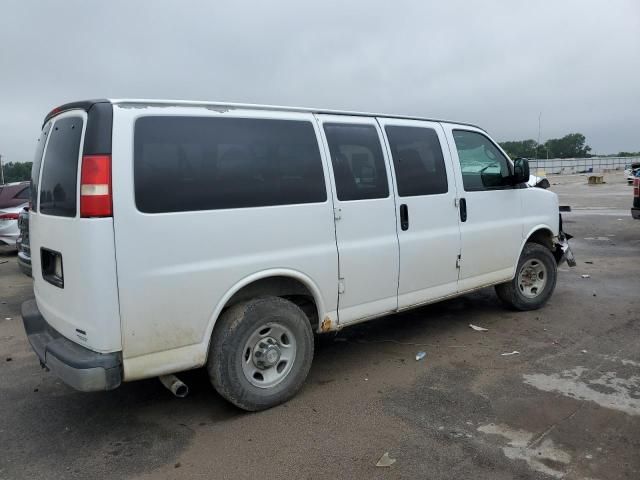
[134,116,327,213]
[39,117,84,217]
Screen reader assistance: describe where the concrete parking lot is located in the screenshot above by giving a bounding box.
[1,172,638,480]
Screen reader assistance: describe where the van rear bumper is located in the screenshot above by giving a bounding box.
[21,299,122,391]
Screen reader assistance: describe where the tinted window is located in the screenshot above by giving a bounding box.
[30,122,51,209]
[323,124,389,201]
[40,117,83,216]
[14,187,30,200]
[134,117,326,213]
[385,126,448,196]
[453,130,511,191]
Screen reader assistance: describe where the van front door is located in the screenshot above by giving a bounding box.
[444,127,523,291]
[378,119,461,308]
[316,115,399,324]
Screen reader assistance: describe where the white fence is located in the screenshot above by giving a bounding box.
[529,157,640,175]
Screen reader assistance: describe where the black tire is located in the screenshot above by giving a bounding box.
[495,243,557,311]
[207,296,314,411]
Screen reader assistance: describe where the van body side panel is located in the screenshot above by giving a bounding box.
[111,107,338,375]
[30,109,122,353]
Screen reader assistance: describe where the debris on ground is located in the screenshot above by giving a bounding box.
[593,291,597,297]
[581,274,591,279]
[4,317,11,321]
[501,351,520,356]
[469,324,488,332]
[376,452,396,467]
[415,351,426,361]
[581,350,588,353]
[585,261,594,264]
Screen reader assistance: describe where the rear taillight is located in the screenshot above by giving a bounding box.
[80,154,112,218]
[0,213,19,220]
[634,178,639,198]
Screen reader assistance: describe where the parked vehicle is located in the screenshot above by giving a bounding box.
[0,181,30,248]
[625,162,640,185]
[632,175,640,219]
[17,206,31,276]
[22,99,575,411]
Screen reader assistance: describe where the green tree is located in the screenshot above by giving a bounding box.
[2,161,32,183]
[499,139,538,159]
[544,133,591,158]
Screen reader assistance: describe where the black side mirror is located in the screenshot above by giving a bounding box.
[512,158,530,185]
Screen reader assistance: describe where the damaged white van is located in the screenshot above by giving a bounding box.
[22,99,575,410]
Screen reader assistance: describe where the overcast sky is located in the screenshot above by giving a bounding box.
[1,0,639,163]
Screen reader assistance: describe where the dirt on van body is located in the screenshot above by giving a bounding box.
[1,172,639,480]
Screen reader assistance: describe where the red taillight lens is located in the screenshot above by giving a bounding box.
[634,178,639,198]
[0,213,20,220]
[80,154,112,217]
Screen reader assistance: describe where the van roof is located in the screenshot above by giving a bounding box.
[44,99,484,131]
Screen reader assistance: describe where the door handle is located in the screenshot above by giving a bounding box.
[400,204,409,231]
[459,198,467,222]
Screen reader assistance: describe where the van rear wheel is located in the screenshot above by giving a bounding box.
[207,296,314,411]
[495,243,557,311]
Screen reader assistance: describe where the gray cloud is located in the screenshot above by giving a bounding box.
[1,0,639,162]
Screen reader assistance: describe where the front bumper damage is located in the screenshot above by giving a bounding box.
[554,213,576,267]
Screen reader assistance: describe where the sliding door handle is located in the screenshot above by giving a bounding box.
[400,204,409,231]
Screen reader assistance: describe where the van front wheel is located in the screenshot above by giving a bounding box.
[207,296,314,411]
[495,243,557,311]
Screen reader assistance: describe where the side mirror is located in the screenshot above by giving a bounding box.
[512,158,530,185]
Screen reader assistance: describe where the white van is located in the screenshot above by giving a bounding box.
[22,99,575,410]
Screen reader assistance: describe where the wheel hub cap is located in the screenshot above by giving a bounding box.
[241,322,297,389]
[253,337,281,369]
[517,259,548,299]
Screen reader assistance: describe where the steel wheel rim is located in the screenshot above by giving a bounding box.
[241,322,297,388]
[517,258,548,299]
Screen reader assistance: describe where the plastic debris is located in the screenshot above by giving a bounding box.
[581,274,591,279]
[376,452,396,467]
[581,350,588,353]
[415,351,426,361]
[4,317,11,321]
[501,351,520,356]
[469,324,488,332]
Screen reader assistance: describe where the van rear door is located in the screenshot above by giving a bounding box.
[30,102,121,353]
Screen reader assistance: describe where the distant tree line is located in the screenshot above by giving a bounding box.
[499,133,592,160]
[1,161,32,183]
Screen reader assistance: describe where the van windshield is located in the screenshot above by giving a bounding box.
[39,116,84,217]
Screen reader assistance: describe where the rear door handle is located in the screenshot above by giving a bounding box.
[400,204,409,231]
[459,198,467,222]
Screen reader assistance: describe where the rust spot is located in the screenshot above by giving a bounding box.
[320,316,332,332]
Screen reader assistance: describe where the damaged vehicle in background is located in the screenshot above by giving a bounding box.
[0,181,30,249]
[17,206,31,276]
[22,99,575,412]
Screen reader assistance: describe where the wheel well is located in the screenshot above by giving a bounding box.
[526,228,554,251]
[223,276,319,332]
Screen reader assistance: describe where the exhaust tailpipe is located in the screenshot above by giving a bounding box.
[159,374,189,398]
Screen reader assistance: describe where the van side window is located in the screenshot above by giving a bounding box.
[134,117,327,213]
[31,122,51,211]
[323,124,389,201]
[39,117,84,217]
[453,130,512,191]
[385,126,448,196]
